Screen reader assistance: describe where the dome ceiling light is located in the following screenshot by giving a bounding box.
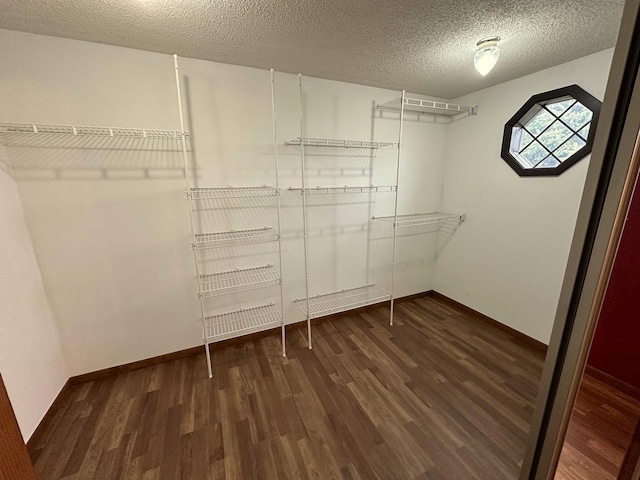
[474,36,501,76]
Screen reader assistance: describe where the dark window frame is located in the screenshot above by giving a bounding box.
[501,84,602,177]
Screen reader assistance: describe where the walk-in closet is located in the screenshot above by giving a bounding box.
[0,1,632,479]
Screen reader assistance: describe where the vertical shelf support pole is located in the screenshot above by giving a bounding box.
[270,69,287,357]
[365,101,375,287]
[173,54,213,378]
[389,90,406,326]
[298,74,312,349]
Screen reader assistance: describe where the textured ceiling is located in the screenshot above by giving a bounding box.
[0,0,625,98]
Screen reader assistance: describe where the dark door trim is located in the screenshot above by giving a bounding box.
[0,373,37,480]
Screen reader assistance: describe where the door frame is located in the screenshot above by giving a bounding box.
[0,372,38,480]
[520,0,640,478]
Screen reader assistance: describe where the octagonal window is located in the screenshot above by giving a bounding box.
[501,85,602,176]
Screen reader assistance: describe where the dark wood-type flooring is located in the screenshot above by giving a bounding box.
[29,296,545,480]
[556,374,640,480]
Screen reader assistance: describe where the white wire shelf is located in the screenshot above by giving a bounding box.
[0,122,190,140]
[204,303,282,342]
[376,97,476,116]
[285,137,398,149]
[194,227,279,249]
[189,186,278,200]
[295,284,391,319]
[288,185,397,195]
[372,212,465,228]
[199,265,281,298]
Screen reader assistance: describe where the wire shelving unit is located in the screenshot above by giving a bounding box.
[291,75,403,344]
[189,186,278,200]
[204,303,282,342]
[376,92,474,325]
[373,212,465,228]
[376,97,477,120]
[0,122,191,177]
[0,122,190,140]
[294,284,391,319]
[285,137,398,149]
[288,185,397,195]
[174,57,287,378]
[193,227,279,249]
[198,265,282,298]
[373,212,465,258]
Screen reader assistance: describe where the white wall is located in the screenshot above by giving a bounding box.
[0,160,68,440]
[433,49,615,344]
[0,29,446,375]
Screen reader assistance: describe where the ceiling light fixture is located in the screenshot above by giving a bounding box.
[474,36,501,76]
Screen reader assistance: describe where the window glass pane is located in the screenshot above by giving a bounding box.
[554,135,587,161]
[545,99,575,117]
[577,123,591,141]
[524,109,555,136]
[538,121,573,151]
[510,127,535,153]
[536,157,561,169]
[560,102,593,131]
[519,140,549,167]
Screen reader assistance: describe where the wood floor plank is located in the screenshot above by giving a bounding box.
[31,297,547,480]
[279,434,311,480]
[556,374,640,480]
